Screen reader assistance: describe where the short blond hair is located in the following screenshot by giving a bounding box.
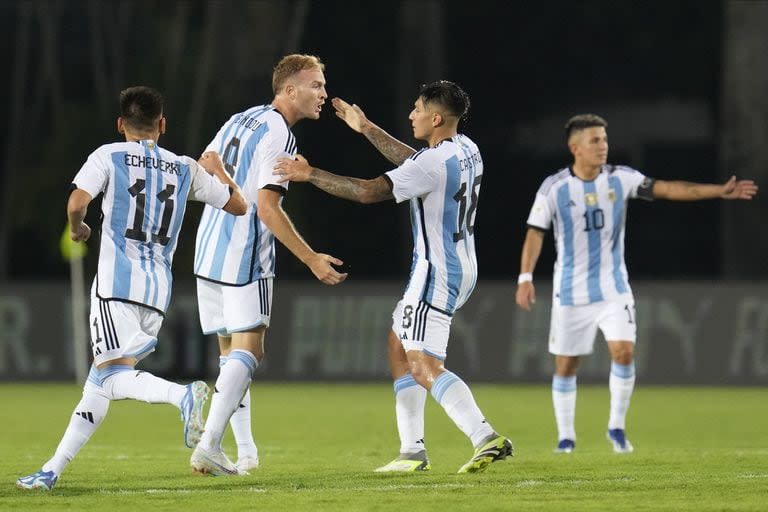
[272,54,325,95]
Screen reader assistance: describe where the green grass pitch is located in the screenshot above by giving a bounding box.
[1,383,765,511]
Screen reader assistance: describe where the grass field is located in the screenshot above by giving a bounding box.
[1,383,765,511]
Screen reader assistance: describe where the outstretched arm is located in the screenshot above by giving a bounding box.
[332,97,415,165]
[652,175,758,201]
[515,228,545,311]
[274,155,394,204]
[257,188,347,285]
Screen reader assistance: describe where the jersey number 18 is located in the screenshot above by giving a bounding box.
[453,175,482,242]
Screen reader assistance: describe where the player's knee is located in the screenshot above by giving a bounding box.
[612,347,634,365]
[408,364,430,388]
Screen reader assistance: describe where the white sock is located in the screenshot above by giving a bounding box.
[101,366,186,408]
[608,362,636,430]
[552,375,577,441]
[42,382,110,476]
[198,350,258,452]
[430,370,494,447]
[393,373,427,454]
[220,356,258,458]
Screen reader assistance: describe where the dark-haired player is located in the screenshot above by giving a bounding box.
[515,114,757,454]
[274,80,513,474]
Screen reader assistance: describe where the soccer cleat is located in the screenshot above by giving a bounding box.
[554,439,575,454]
[191,446,242,476]
[236,454,260,472]
[374,450,431,473]
[607,429,634,453]
[180,381,209,449]
[16,469,58,491]
[457,434,514,474]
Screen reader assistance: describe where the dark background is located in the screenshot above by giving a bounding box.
[0,0,763,284]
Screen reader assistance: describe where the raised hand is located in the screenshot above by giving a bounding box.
[332,97,369,133]
[721,175,758,200]
[274,154,313,183]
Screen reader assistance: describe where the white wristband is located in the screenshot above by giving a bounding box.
[518,272,533,284]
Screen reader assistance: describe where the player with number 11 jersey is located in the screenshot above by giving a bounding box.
[73,139,236,314]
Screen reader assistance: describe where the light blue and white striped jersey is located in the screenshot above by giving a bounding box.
[527,165,654,306]
[72,140,232,314]
[386,134,483,315]
[194,105,296,285]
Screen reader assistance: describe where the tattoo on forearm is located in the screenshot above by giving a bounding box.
[363,128,415,166]
[308,168,393,203]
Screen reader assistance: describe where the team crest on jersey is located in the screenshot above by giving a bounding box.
[607,189,616,202]
[145,141,156,149]
[584,192,598,206]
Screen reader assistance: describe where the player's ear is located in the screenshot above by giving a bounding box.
[159,116,167,135]
[432,112,443,128]
[117,117,125,135]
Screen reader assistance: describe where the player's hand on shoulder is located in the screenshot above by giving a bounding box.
[198,151,225,174]
[308,253,348,285]
[721,175,758,200]
[274,154,312,183]
[515,282,536,311]
[331,97,369,133]
[71,222,91,242]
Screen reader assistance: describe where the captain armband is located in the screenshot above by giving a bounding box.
[636,177,655,201]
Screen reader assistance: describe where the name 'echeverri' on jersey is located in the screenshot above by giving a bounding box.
[526,164,654,306]
[72,140,232,314]
[386,134,483,315]
[194,105,297,285]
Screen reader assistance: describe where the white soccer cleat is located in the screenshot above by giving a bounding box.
[607,429,634,453]
[236,454,260,472]
[180,381,209,449]
[190,446,242,476]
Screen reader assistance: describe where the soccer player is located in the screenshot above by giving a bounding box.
[190,54,347,476]
[16,86,247,491]
[515,114,758,454]
[273,81,513,474]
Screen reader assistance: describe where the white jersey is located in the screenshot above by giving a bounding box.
[526,164,654,306]
[386,134,483,315]
[72,140,232,314]
[194,105,296,285]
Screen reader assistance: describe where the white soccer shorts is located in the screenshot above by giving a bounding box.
[89,282,163,366]
[391,299,452,360]
[196,278,272,336]
[548,294,637,356]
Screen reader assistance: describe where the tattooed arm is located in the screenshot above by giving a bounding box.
[332,97,415,166]
[274,155,394,204]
